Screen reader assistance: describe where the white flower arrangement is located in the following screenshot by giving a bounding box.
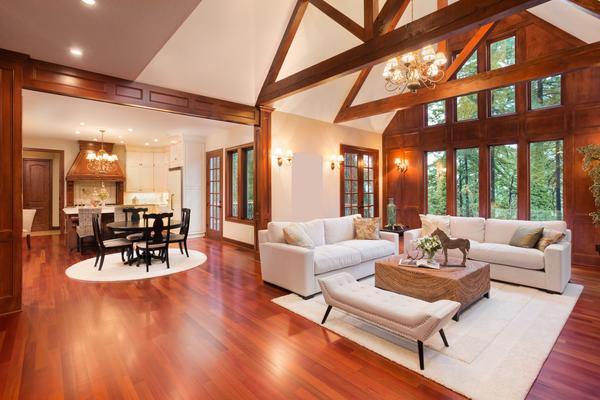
[413,235,442,259]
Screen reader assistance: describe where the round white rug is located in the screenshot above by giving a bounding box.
[65,249,207,282]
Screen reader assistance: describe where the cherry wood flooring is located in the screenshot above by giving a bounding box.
[0,235,599,399]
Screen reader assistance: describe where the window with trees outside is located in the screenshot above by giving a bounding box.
[489,36,515,70]
[427,100,446,126]
[456,52,477,79]
[531,75,561,110]
[490,144,518,219]
[530,140,563,220]
[491,85,516,116]
[226,143,254,223]
[426,151,447,215]
[341,145,378,217]
[456,93,478,121]
[456,148,479,217]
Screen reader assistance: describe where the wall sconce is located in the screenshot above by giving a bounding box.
[330,154,344,170]
[274,148,293,166]
[395,158,408,173]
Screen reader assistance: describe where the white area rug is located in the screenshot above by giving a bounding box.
[273,278,583,400]
[65,249,207,282]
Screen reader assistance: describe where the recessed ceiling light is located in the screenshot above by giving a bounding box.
[81,0,96,5]
[153,138,158,142]
[144,142,149,146]
[70,48,83,57]
[75,130,80,134]
[118,135,122,139]
[170,140,177,144]
[79,122,85,126]
[128,128,133,132]
[93,138,98,141]
[120,140,124,144]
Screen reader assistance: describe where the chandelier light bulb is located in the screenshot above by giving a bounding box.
[427,64,439,78]
[400,53,415,65]
[434,52,448,66]
[421,46,436,63]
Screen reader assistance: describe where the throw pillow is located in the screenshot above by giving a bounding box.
[509,226,544,248]
[354,218,380,240]
[283,224,315,248]
[419,214,450,236]
[536,228,566,251]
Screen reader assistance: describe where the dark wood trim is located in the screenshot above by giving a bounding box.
[443,22,497,82]
[308,0,366,41]
[337,41,600,122]
[373,0,410,36]
[254,107,273,248]
[225,143,255,224]
[23,147,65,232]
[567,0,600,18]
[257,0,550,105]
[364,0,378,39]
[219,236,256,250]
[206,149,224,239]
[339,144,380,217]
[23,59,259,126]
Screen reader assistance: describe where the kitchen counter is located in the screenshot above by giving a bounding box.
[62,206,115,215]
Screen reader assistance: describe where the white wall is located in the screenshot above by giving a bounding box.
[205,124,255,245]
[271,111,382,222]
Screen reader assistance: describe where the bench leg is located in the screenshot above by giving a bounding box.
[321,305,332,324]
[439,329,449,347]
[418,340,424,370]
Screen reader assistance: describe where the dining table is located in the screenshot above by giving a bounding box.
[107,219,182,243]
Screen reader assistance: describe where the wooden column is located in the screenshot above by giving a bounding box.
[0,52,24,315]
[254,106,273,248]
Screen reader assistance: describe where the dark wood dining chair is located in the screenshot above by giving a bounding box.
[124,207,149,243]
[170,208,191,257]
[92,214,134,271]
[135,212,173,272]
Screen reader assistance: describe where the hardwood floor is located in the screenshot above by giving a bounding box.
[0,235,599,399]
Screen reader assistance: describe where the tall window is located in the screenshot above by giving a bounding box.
[426,151,447,215]
[427,101,446,126]
[456,148,479,217]
[490,144,518,219]
[456,52,477,79]
[341,145,379,217]
[491,85,516,116]
[530,140,563,220]
[456,93,478,121]
[226,143,254,223]
[531,75,561,110]
[490,36,515,70]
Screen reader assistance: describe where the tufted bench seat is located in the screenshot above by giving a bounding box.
[318,272,460,370]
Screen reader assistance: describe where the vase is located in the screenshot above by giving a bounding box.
[386,198,397,227]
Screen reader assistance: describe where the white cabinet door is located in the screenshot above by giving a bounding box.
[169,142,184,168]
[126,164,141,192]
[153,152,168,192]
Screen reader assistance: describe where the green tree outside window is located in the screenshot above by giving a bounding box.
[456,52,477,79]
[490,36,515,70]
[456,93,478,121]
[531,75,561,110]
[491,85,516,116]
[427,101,446,126]
[490,144,518,219]
[427,151,447,215]
[530,140,563,220]
[456,148,479,217]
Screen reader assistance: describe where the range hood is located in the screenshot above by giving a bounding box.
[66,141,125,182]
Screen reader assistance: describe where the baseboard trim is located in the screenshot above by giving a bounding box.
[222,236,255,250]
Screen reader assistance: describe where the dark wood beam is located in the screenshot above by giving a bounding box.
[24,59,259,126]
[364,0,379,39]
[257,0,550,105]
[568,0,600,18]
[336,41,600,121]
[443,22,497,81]
[374,0,411,36]
[308,0,366,41]
[436,0,449,54]
[260,0,309,87]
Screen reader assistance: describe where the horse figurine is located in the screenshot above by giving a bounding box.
[431,228,470,266]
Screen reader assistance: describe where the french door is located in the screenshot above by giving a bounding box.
[206,149,223,239]
[340,145,379,218]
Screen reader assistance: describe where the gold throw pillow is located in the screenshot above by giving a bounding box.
[354,218,380,240]
[536,228,565,251]
[419,214,450,237]
[283,223,315,248]
[509,226,544,248]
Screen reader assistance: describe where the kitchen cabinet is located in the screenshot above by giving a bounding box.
[169,141,184,168]
[126,150,168,192]
[153,152,169,192]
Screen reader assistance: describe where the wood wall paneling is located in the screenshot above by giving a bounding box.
[383,15,600,266]
[254,107,273,248]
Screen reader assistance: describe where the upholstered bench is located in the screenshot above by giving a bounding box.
[318,272,460,370]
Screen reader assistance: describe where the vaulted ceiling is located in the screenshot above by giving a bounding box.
[1,0,599,133]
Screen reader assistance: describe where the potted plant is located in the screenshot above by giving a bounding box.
[578,144,600,254]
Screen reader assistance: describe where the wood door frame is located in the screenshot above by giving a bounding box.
[22,157,53,231]
[206,149,224,239]
[23,147,64,231]
[339,144,380,217]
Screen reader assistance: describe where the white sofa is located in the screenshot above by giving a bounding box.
[259,215,399,298]
[404,216,572,293]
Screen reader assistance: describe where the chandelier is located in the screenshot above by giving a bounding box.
[86,129,118,174]
[382,1,447,93]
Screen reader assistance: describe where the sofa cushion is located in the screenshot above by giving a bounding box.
[420,214,450,236]
[268,220,325,246]
[314,245,362,274]
[336,240,395,262]
[509,226,544,248]
[536,228,565,251]
[283,224,315,248]
[484,219,567,244]
[449,216,485,242]
[323,214,361,244]
[354,218,380,240]
[469,242,544,270]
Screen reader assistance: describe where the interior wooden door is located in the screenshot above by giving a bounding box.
[23,158,52,231]
[206,149,223,239]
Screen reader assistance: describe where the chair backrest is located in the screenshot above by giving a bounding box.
[78,207,102,237]
[91,214,104,249]
[143,212,174,245]
[123,207,148,223]
[113,205,126,222]
[23,209,37,233]
[180,208,191,238]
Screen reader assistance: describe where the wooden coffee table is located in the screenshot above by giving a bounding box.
[375,255,490,321]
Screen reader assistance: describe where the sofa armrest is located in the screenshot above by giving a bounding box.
[258,229,269,244]
[259,242,316,297]
[380,231,399,255]
[403,229,422,254]
[544,241,571,293]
